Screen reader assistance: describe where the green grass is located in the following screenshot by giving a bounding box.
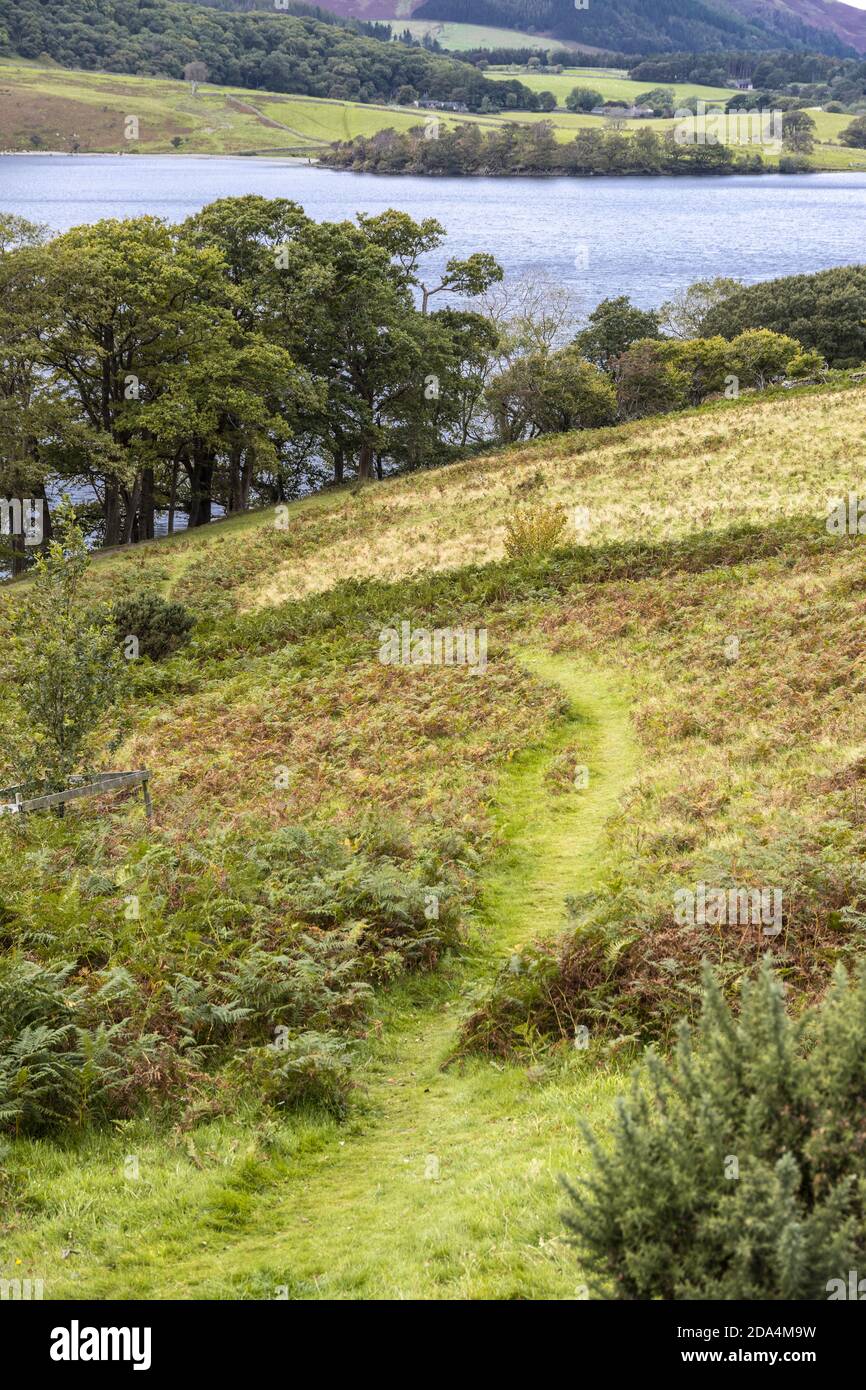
[0,57,458,155]
[254,94,431,144]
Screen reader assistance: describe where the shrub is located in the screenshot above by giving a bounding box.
[7,504,123,792]
[786,348,825,379]
[255,822,464,977]
[231,1032,354,1117]
[169,940,373,1053]
[612,340,690,420]
[485,348,616,443]
[562,961,866,1300]
[566,86,602,113]
[701,264,866,365]
[0,812,468,1133]
[778,154,812,174]
[840,114,866,147]
[113,592,195,660]
[575,296,661,370]
[504,504,568,560]
[726,328,807,388]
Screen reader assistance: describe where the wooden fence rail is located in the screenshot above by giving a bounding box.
[0,770,152,820]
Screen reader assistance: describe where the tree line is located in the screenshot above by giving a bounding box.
[629,48,866,101]
[322,121,775,177]
[3,200,847,576]
[0,199,512,564]
[190,0,393,43]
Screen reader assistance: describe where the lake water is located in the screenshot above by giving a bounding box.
[2,155,866,311]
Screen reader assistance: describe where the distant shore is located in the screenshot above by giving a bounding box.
[2,150,857,178]
[0,150,316,162]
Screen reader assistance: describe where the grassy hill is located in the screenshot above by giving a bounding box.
[3,376,866,1297]
[6,57,866,170]
[0,57,439,155]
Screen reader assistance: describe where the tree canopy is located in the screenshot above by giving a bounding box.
[701,265,866,365]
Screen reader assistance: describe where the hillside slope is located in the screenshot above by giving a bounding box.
[413,0,860,53]
[729,0,866,54]
[0,0,531,109]
[3,380,866,1297]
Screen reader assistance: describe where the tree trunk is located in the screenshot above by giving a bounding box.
[10,531,25,578]
[167,459,179,535]
[36,483,53,543]
[228,444,243,513]
[121,474,142,545]
[187,449,214,528]
[141,467,155,541]
[240,450,254,511]
[104,478,122,547]
[358,442,374,482]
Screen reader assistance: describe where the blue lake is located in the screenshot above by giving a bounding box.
[2,155,866,310]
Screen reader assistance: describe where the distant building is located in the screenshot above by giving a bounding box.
[727,79,754,90]
[415,99,469,112]
[591,104,654,119]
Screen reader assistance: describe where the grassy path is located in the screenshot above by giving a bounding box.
[4,651,637,1300]
[175,650,639,1300]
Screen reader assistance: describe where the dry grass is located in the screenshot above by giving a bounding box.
[235,384,866,609]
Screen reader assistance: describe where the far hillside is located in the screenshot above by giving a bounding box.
[0,0,533,111]
[7,56,866,170]
[415,0,866,54]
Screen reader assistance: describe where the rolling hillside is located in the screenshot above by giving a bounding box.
[6,56,866,169]
[4,375,866,1297]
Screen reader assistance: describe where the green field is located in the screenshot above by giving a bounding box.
[487,64,734,106]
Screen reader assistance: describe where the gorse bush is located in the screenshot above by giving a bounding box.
[503,504,568,560]
[562,961,866,1300]
[113,592,195,660]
